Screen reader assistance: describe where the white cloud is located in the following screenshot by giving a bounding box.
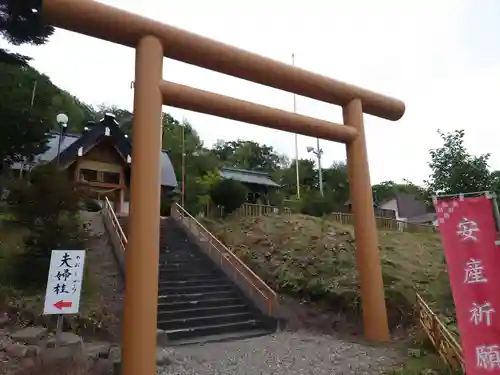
[6,0,499,184]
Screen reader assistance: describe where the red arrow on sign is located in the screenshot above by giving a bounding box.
[53,300,73,310]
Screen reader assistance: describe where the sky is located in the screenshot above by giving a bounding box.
[3,0,500,185]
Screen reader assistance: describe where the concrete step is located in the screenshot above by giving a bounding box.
[157,290,237,303]
[159,253,204,261]
[158,312,254,331]
[158,278,228,288]
[158,271,222,281]
[158,260,209,269]
[157,304,250,320]
[160,249,201,256]
[159,266,219,275]
[157,297,243,311]
[162,319,263,341]
[160,241,192,247]
[158,283,234,294]
[113,215,279,344]
[159,259,210,268]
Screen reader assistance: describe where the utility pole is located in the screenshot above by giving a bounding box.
[292,53,300,199]
[307,140,324,197]
[30,80,37,109]
[316,138,324,197]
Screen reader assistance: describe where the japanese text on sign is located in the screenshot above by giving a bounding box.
[43,250,86,315]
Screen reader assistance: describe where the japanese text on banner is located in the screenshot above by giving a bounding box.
[435,195,500,373]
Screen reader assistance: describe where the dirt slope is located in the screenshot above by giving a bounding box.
[201,214,453,329]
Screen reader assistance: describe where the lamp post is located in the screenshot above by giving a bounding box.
[307,138,324,197]
[56,113,69,167]
[181,122,185,207]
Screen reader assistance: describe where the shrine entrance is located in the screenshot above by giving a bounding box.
[41,1,405,374]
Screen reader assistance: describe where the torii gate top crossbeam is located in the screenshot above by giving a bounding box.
[42,0,405,121]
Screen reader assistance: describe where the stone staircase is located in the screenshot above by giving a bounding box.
[117,216,276,345]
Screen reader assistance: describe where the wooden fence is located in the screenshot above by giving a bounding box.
[208,203,436,234]
[415,293,464,372]
[329,212,437,233]
[207,203,290,218]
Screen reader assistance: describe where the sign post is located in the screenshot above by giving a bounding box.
[43,250,86,346]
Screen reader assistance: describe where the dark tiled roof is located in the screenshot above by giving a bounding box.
[56,120,112,168]
[219,167,280,187]
[12,114,177,188]
[393,193,429,218]
[10,132,79,170]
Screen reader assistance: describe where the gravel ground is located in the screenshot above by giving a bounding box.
[157,331,403,375]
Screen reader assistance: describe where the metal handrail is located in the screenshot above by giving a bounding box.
[103,197,127,248]
[415,292,464,371]
[173,203,278,314]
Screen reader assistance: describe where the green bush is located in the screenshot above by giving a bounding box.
[160,188,181,216]
[83,198,102,212]
[160,198,172,216]
[299,191,335,217]
[267,189,285,208]
[6,165,88,289]
[210,179,248,215]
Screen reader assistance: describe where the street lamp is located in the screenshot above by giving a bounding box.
[181,122,185,207]
[307,138,324,197]
[56,113,69,166]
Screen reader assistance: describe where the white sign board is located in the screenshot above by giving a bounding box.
[43,250,86,315]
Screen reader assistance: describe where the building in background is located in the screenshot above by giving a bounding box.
[10,114,178,215]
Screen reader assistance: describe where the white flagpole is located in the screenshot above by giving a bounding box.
[292,53,300,199]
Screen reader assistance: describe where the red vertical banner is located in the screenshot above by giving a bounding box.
[435,195,500,374]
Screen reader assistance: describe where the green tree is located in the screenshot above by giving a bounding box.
[322,161,349,206]
[0,62,94,170]
[49,94,95,132]
[372,181,398,203]
[1,0,54,65]
[160,116,220,213]
[426,129,493,195]
[372,180,432,209]
[491,170,500,195]
[92,104,132,126]
[6,165,88,288]
[279,158,316,198]
[212,139,287,173]
[195,169,221,208]
[0,63,52,170]
[210,179,248,215]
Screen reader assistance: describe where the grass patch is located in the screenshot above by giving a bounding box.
[0,212,14,221]
[201,213,454,328]
[388,333,463,375]
[391,355,460,375]
[0,218,106,338]
[0,224,25,303]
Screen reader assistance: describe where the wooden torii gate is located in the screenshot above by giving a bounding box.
[41,1,405,374]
